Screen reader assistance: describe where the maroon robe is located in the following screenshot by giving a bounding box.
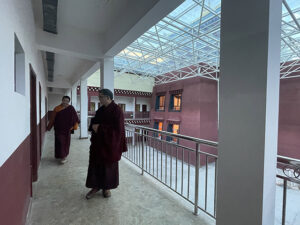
[47,105,79,159]
[86,101,127,189]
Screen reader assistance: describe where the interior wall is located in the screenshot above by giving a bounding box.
[48,94,63,111]
[0,1,47,225]
[0,0,47,166]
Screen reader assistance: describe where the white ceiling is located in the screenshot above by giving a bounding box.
[32,0,184,91]
[53,54,91,80]
[57,0,130,35]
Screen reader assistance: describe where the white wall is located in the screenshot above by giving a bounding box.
[86,96,151,112]
[136,97,151,111]
[77,96,80,111]
[114,96,135,111]
[0,0,47,166]
[48,94,63,110]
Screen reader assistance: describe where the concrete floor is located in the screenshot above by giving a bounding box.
[28,131,214,225]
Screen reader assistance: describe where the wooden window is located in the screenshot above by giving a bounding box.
[167,123,180,142]
[169,93,182,111]
[155,95,165,111]
[118,103,126,112]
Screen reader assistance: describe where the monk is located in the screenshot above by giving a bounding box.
[47,96,79,164]
[86,89,127,199]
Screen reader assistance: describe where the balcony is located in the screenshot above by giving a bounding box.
[124,124,300,225]
[124,111,150,119]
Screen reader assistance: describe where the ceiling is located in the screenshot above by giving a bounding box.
[31,0,184,93]
[57,0,130,35]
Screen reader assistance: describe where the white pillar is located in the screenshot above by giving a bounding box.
[95,100,99,111]
[100,57,114,93]
[71,85,77,111]
[65,89,71,97]
[80,79,88,139]
[216,1,281,225]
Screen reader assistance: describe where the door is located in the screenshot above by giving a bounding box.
[30,65,38,188]
[142,104,147,112]
[39,83,42,158]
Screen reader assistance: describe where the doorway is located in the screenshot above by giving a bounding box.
[142,104,147,112]
[30,65,38,187]
[39,83,42,158]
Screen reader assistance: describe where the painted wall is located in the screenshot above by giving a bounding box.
[0,1,47,224]
[136,97,151,111]
[150,77,218,160]
[278,78,300,159]
[87,70,155,92]
[115,96,135,111]
[48,94,63,110]
[0,0,47,165]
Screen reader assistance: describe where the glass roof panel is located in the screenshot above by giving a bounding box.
[115,0,300,83]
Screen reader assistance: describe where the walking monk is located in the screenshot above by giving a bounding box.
[86,89,127,199]
[47,96,79,164]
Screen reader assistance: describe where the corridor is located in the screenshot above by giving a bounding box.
[28,131,214,225]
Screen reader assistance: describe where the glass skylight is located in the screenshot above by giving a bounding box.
[115,0,300,84]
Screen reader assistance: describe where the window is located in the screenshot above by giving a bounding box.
[90,102,95,111]
[169,93,182,111]
[155,95,165,111]
[154,121,163,137]
[166,123,180,142]
[14,34,25,95]
[118,103,126,112]
[135,104,140,112]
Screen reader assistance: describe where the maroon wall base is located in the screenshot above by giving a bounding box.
[0,115,47,225]
[0,135,31,225]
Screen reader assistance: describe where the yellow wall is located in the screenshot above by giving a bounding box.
[87,70,154,92]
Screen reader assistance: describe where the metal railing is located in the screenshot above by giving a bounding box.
[123,124,218,218]
[122,124,300,223]
[135,111,150,118]
[276,155,300,225]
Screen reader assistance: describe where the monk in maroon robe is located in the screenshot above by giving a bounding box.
[86,89,127,199]
[47,96,79,164]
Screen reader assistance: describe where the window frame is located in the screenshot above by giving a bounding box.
[166,123,180,142]
[169,93,182,112]
[155,95,166,111]
[153,121,163,138]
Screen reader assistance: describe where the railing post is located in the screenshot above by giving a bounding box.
[194,143,200,215]
[282,179,287,225]
[141,129,144,175]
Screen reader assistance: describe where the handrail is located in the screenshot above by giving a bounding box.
[277,155,300,164]
[125,123,218,147]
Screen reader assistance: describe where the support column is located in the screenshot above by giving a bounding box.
[80,79,88,139]
[65,89,71,98]
[216,1,282,225]
[71,84,77,111]
[100,57,114,92]
[95,100,99,111]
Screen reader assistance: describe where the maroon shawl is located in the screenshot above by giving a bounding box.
[90,101,127,164]
[47,105,79,134]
